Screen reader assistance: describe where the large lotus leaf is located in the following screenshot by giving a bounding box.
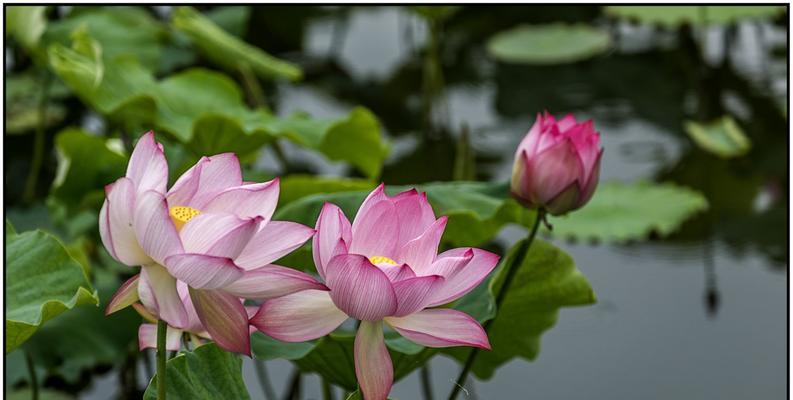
[23,270,140,383]
[250,332,317,361]
[605,5,784,27]
[684,116,751,159]
[47,31,157,121]
[172,6,301,81]
[6,71,70,135]
[6,6,47,51]
[143,343,249,400]
[44,6,165,67]
[50,128,127,212]
[445,238,596,379]
[294,331,436,391]
[279,175,374,206]
[549,181,709,242]
[6,222,99,353]
[487,24,611,65]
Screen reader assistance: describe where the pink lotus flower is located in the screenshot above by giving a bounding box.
[135,282,258,352]
[251,185,499,400]
[511,112,603,215]
[101,131,321,355]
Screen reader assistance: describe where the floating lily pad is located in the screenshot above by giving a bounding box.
[605,6,784,27]
[550,181,709,242]
[487,24,611,65]
[684,116,751,158]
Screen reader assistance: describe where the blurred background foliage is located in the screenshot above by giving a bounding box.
[5,5,787,399]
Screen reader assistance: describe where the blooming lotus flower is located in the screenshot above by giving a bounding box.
[251,185,499,400]
[511,112,603,215]
[135,282,258,352]
[101,131,320,355]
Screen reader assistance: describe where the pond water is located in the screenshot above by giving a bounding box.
[69,6,787,399]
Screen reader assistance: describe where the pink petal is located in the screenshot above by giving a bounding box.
[516,112,546,159]
[105,274,140,315]
[578,148,603,207]
[179,213,260,259]
[355,321,393,400]
[385,309,490,349]
[251,289,348,342]
[376,263,415,282]
[396,216,447,274]
[189,288,251,355]
[138,323,182,351]
[325,254,397,321]
[138,264,189,329]
[203,178,280,220]
[392,189,436,244]
[527,138,583,205]
[223,264,327,299]
[167,153,242,209]
[101,178,152,266]
[392,275,444,317]
[134,190,184,265]
[349,198,399,259]
[426,248,499,307]
[177,282,209,334]
[164,254,244,289]
[235,221,315,270]
[312,203,352,279]
[556,113,578,132]
[126,131,168,194]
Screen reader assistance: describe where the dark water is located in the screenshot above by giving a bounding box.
[64,6,787,399]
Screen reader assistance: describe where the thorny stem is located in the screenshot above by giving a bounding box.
[447,209,546,400]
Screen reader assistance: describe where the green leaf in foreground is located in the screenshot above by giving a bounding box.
[144,343,249,400]
[487,23,611,65]
[684,116,751,159]
[445,238,596,379]
[6,222,99,353]
[605,5,784,27]
[50,128,127,212]
[549,181,709,242]
[6,6,47,51]
[172,6,301,81]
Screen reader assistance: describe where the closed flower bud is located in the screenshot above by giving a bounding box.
[511,112,603,215]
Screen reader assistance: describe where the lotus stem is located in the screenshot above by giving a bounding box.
[447,209,545,400]
[157,319,167,400]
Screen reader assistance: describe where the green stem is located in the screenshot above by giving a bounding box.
[322,377,335,400]
[254,359,277,400]
[157,319,168,400]
[25,350,38,400]
[23,71,52,203]
[420,365,434,400]
[447,209,545,400]
[283,369,302,400]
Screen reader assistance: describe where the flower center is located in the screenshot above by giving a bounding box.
[169,206,201,231]
[368,255,398,266]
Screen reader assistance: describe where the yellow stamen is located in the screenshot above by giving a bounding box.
[169,206,201,231]
[369,255,398,266]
